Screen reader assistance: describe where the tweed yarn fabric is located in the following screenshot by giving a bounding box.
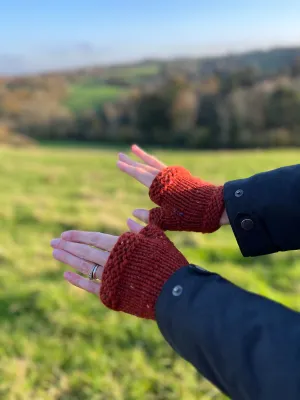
[100,225,188,320]
[149,166,224,233]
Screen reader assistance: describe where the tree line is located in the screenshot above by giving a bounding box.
[1,53,300,148]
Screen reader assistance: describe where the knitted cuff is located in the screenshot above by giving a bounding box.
[100,225,188,320]
[149,166,224,233]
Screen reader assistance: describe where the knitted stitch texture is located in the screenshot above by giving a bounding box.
[100,225,188,320]
[149,166,224,233]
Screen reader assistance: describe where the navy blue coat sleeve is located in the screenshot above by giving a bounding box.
[224,164,300,257]
[156,265,300,400]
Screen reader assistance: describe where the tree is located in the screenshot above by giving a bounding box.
[265,88,300,131]
[196,94,221,146]
[136,93,171,143]
[290,56,300,77]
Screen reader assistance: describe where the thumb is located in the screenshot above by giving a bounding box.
[127,218,144,233]
[132,208,149,223]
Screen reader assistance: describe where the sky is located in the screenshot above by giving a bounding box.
[1,0,300,75]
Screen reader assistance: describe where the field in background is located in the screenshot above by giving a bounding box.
[65,64,160,112]
[100,64,160,81]
[1,146,300,400]
[65,84,129,112]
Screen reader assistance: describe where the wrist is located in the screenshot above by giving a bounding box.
[219,209,229,226]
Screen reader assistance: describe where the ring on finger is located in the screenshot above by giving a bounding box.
[88,264,101,280]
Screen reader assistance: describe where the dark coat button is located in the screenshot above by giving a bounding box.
[235,189,244,197]
[172,285,183,296]
[241,218,254,231]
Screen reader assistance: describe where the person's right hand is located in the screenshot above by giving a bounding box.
[117,144,165,224]
[117,145,227,233]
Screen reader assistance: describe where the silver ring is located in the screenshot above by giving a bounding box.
[88,264,100,280]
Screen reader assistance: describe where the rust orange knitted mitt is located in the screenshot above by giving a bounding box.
[148,166,224,233]
[100,225,188,320]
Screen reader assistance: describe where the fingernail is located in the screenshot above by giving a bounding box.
[133,209,142,216]
[51,239,60,247]
[61,232,70,240]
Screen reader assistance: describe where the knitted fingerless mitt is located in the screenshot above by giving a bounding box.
[100,225,188,320]
[149,166,224,233]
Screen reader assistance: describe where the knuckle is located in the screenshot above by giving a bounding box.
[68,232,75,241]
[56,239,64,249]
[66,231,75,241]
[77,251,85,259]
[90,233,100,246]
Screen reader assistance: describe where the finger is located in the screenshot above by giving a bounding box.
[64,271,101,295]
[132,209,149,224]
[127,218,144,233]
[60,231,118,251]
[118,153,159,175]
[53,249,104,279]
[117,161,154,188]
[51,239,109,266]
[131,144,166,170]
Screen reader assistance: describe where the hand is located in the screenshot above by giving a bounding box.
[117,145,228,232]
[51,220,188,320]
[117,144,166,225]
[117,144,166,188]
[51,218,143,296]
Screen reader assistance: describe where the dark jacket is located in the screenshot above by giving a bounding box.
[155,164,300,400]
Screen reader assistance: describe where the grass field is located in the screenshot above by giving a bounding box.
[65,64,160,112]
[66,84,128,112]
[1,146,300,400]
[102,64,160,79]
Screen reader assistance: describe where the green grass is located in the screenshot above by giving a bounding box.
[65,64,160,112]
[66,84,128,112]
[102,64,160,79]
[1,146,300,399]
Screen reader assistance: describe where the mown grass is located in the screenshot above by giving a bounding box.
[1,146,300,399]
[66,84,128,112]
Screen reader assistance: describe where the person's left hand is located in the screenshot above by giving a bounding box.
[51,218,143,295]
[51,219,188,320]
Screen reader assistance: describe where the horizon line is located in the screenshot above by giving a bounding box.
[2,42,300,79]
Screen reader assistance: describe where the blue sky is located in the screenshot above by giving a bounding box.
[2,0,300,74]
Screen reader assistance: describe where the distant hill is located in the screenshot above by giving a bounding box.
[0,45,300,83]
[2,45,300,82]
[197,46,300,76]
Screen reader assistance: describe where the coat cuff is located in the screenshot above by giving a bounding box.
[224,165,300,257]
